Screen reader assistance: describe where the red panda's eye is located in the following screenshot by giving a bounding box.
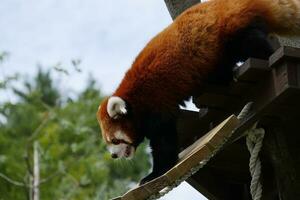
[111,139,120,145]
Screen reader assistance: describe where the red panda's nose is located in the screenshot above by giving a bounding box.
[111,153,118,159]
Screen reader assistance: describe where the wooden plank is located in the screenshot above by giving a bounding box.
[268,34,300,50]
[235,58,270,82]
[178,115,238,159]
[113,116,239,200]
[269,46,300,67]
[177,108,230,150]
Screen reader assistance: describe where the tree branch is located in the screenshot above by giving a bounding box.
[0,172,26,187]
[39,171,62,185]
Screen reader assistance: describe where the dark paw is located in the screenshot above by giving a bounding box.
[139,173,157,186]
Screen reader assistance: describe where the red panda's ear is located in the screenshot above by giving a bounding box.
[107,96,127,119]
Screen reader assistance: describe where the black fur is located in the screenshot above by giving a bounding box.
[208,20,274,84]
[139,114,178,185]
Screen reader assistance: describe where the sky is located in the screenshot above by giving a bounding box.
[0,0,205,199]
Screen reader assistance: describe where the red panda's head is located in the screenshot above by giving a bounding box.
[97,96,141,159]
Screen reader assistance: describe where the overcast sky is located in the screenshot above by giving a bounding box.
[0,0,206,199]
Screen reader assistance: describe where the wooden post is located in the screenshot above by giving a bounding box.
[262,119,300,200]
[164,0,200,19]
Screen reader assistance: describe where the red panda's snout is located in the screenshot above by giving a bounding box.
[97,96,137,159]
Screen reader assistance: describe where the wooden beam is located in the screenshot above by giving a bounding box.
[235,59,270,82]
[164,0,200,19]
[229,47,300,143]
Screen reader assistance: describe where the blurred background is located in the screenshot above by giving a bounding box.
[0,0,205,199]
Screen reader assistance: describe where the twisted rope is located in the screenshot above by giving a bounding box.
[246,127,265,200]
[238,101,264,200]
[237,102,253,121]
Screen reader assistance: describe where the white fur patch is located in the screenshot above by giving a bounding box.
[107,96,127,119]
[115,131,132,143]
[107,143,134,159]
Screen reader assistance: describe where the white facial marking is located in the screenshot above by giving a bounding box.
[107,96,127,119]
[108,143,135,159]
[115,131,132,143]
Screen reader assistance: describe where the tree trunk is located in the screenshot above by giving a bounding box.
[32,141,39,200]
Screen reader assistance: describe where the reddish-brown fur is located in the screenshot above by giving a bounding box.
[98,0,300,142]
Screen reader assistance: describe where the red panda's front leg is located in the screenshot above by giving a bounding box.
[139,118,178,185]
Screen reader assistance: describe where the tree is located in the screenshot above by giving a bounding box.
[0,67,151,200]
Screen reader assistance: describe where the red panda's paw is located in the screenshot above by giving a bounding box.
[138,172,159,186]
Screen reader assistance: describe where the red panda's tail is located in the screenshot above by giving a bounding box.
[213,0,300,36]
[266,0,300,34]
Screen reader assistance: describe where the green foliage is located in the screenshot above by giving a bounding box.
[0,68,151,200]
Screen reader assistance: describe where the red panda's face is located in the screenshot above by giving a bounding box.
[97,96,137,159]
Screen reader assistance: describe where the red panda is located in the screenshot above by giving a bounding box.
[97,0,300,184]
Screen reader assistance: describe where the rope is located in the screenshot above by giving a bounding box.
[237,102,253,120]
[246,127,265,200]
[238,101,265,200]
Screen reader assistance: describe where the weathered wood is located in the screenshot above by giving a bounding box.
[268,34,300,50]
[177,108,235,150]
[269,46,300,66]
[229,47,300,143]
[235,58,270,82]
[263,120,300,200]
[164,0,200,19]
